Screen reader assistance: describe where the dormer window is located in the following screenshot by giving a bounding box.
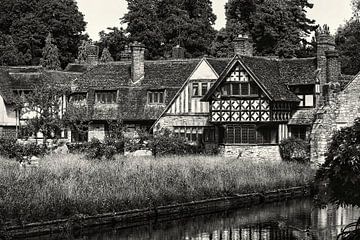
[95,91,117,104]
[148,90,165,104]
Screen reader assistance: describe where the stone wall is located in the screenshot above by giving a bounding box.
[220,145,281,162]
[310,74,360,164]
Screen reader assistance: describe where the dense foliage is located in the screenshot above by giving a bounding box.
[212,0,317,58]
[97,27,129,61]
[40,33,61,70]
[13,81,67,146]
[0,0,86,68]
[316,118,360,207]
[279,137,310,163]
[0,137,44,160]
[122,0,216,59]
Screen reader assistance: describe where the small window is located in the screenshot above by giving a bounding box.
[250,82,259,95]
[192,83,200,96]
[241,83,249,95]
[291,126,307,140]
[232,83,240,95]
[201,83,208,96]
[70,93,87,104]
[148,90,165,104]
[174,126,203,143]
[95,91,117,104]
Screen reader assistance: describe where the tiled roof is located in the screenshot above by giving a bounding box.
[65,63,92,73]
[288,109,316,125]
[0,67,78,103]
[206,58,231,76]
[242,56,300,102]
[278,58,317,85]
[73,59,201,120]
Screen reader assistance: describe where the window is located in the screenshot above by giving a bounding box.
[192,82,210,97]
[203,127,216,143]
[297,95,314,107]
[174,126,203,143]
[148,90,165,104]
[290,126,307,140]
[201,83,208,96]
[70,93,87,104]
[221,82,259,96]
[192,83,200,96]
[226,125,277,144]
[95,91,117,104]
[226,125,256,144]
[71,127,88,142]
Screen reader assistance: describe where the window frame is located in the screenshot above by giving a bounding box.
[173,126,204,143]
[226,124,277,145]
[147,90,166,105]
[95,90,117,104]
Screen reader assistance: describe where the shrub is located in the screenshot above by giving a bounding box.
[0,137,44,161]
[279,137,310,163]
[83,138,124,160]
[149,129,203,156]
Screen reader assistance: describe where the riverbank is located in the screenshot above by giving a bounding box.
[0,154,315,225]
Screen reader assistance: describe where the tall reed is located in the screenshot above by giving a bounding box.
[0,154,315,224]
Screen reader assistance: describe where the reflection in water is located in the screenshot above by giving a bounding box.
[30,199,360,240]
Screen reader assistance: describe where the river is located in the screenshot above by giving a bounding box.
[29,199,360,240]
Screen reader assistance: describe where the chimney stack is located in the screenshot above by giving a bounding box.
[130,42,145,83]
[87,44,99,65]
[316,26,338,102]
[233,34,253,56]
[172,45,185,59]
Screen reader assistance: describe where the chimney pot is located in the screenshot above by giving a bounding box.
[172,45,185,59]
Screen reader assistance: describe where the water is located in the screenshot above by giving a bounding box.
[33,199,360,240]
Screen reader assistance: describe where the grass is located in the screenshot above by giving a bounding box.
[0,154,315,224]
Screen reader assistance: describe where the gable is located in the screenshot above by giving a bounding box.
[203,56,300,102]
[206,59,272,101]
[189,59,218,80]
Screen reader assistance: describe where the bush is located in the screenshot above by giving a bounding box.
[83,138,124,160]
[149,129,203,156]
[279,137,310,163]
[0,137,44,161]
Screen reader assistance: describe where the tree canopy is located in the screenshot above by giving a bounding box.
[335,1,360,75]
[97,27,129,61]
[122,0,216,59]
[0,0,87,68]
[40,33,61,70]
[212,0,317,58]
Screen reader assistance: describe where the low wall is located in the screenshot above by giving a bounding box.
[220,145,281,161]
[2,186,310,239]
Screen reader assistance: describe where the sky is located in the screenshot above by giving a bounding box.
[76,0,354,41]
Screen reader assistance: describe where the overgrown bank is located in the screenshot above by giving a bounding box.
[0,154,315,224]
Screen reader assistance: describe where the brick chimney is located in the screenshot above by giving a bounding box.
[325,50,340,84]
[233,34,253,56]
[130,42,145,83]
[87,44,99,65]
[172,45,185,59]
[316,28,336,102]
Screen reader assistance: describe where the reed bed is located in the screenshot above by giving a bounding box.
[0,154,315,224]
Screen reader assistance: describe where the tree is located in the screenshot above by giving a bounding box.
[98,27,129,61]
[100,47,114,63]
[122,0,216,59]
[0,32,20,66]
[316,118,360,239]
[336,19,360,75]
[213,0,317,58]
[0,0,87,68]
[14,78,67,146]
[40,33,61,70]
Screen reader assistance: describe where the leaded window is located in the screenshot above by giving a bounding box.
[148,90,165,104]
[95,91,117,104]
